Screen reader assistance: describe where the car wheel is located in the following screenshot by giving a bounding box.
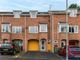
[13,51,16,55]
[1,53,4,55]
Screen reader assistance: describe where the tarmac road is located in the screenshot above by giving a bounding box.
[0,52,65,60]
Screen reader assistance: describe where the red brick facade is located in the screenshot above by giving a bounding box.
[0,11,80,52]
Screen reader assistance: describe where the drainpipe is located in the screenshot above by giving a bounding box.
[51,12,54,53]
[1,14,3,43]
[49,11,54,53]
[24,14,27,52]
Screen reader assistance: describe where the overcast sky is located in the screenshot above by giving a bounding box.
[0,0,80,11]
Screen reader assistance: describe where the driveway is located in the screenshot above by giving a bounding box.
[20,51,64,60]
[0,52,65,60]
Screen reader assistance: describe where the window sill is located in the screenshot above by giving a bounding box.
[1,32,11,34]
[12,33,22,34]
[58,32,78,34]
[58,32,67,34]
[39,32,47,33]
[68,32,78,34]
[29,33,38,34]
[39,32,48,33]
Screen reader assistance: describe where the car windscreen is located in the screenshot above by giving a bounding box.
[1,43,11,47]
[70,47,80,51]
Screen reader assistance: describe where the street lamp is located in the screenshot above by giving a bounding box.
[66,0,68,60]
[66,1,78,60]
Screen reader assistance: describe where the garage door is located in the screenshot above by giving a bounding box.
[28,40,39,51]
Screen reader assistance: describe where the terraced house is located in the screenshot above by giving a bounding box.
[0,10,80,52]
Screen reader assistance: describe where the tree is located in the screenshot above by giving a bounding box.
[78,6,80,11]
[69,4,80,11]
[69,4,78,9]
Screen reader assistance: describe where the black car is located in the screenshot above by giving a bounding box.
[0,42,20,55]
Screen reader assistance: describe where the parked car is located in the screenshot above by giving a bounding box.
[58,46,80,58]
[0,42,2,47]
[0,42,20,55]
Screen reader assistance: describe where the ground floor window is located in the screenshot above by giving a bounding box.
[3,39,8,43]
[69,40,79,46]
[12,39,23,51]
[61,39,79,47]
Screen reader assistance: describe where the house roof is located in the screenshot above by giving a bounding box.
[0,10,80,15]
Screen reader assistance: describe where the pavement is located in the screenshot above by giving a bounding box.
[0,51,65,60]
[20,51,65,60]
[1,51,80,60]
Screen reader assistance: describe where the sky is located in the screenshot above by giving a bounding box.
[0,0,80,12]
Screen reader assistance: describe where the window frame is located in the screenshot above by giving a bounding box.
[12,26,22,33]
[69,25,78,33]
[13,10,22,18]
[39,24,48,32]
[29,11,38,18]
[1,24,11,33]
[58,23,68,33]
[29,26,38,33]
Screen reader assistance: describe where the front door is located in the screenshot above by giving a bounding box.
[40,40,46,51]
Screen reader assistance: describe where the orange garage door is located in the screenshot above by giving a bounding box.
[28,40,39,51]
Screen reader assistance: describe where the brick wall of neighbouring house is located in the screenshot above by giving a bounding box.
[78,15,80,46]
[52,14,80,47]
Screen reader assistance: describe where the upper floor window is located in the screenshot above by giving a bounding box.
[13,10,22,18]
[12,26,22,33]
[39,24,48,32]
[59,23,78,33]
[69,25,78,33]
[30,10,38,18]
[58,23,68,33]
[68,9,77,17]
[29,26,38,33]
[1,24,10,32]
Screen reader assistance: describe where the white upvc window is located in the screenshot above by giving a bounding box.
[1,24,10,32]
[59,23,68,33]
[68,9,77,17]
[13,10,22,18]
[30,10,38,18]
[69,25,78,33]
[29,26,38,33]
[12,26,22,33]
[39,24,48,32]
